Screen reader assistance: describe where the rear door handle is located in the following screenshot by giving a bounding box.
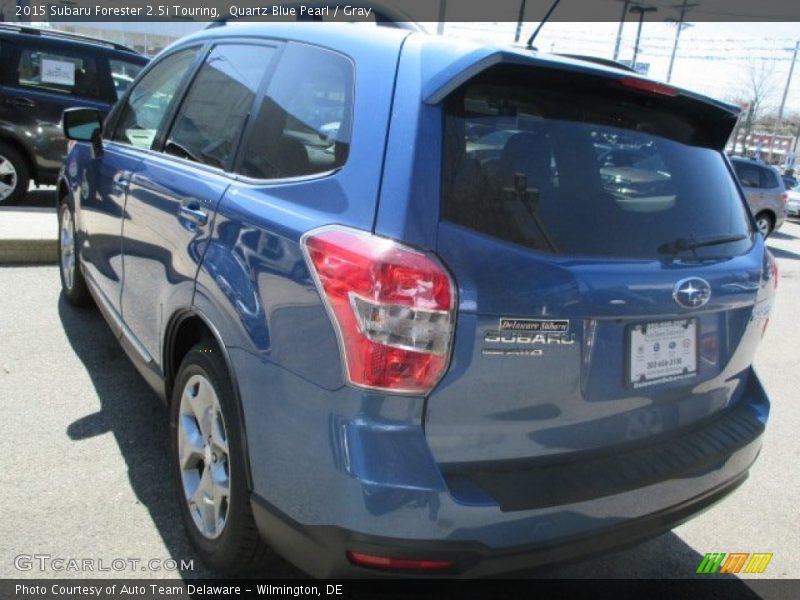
[5,96,35,108]
[179,205,208,226]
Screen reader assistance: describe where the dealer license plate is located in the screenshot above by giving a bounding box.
[628,319,698,387]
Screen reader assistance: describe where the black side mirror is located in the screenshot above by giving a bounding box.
[62,107,103,158]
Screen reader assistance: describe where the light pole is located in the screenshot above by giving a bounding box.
[629,5,657,71]
[437,0,446,35]
[768,40,799,163]
[612,0,631,62]
[515,0,527,43]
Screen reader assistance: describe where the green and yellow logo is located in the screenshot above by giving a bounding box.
[696,552,773,574]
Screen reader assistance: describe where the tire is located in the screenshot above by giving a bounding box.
[170,342,268,573]
[58,201,91,306]
[755,211,774,237]
[0,141,30,205]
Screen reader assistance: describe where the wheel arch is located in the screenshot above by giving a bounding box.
[0,134,37,183]
[754,209,776,232]
[57,176,71,204]
[164,307,254,491]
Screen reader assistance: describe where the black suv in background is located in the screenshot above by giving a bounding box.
[0,24,147,204]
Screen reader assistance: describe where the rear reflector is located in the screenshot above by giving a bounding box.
[770,252,779,290]
[346,551,454,571]
[302,226,456,395]
[617,76,679,97]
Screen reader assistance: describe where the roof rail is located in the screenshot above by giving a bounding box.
[0,23,140,54]
[206,1,423,31]
[556,53,637,73]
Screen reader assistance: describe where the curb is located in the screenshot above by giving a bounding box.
[0,206,58,265]
[0,239,58,264]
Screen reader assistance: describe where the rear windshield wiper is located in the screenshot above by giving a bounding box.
[658,234,748,255]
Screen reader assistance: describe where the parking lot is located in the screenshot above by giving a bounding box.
[1,199,799,585]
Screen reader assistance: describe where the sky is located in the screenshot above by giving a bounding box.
[37,16,800,117]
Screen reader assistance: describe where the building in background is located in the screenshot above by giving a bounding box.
[728,131,798,164]
[47,22,205,56]
[3,0,205,56]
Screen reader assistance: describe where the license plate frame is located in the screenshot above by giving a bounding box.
[626,319,699,388]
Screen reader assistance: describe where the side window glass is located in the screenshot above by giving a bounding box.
[239,43,354,179]
[15,45,102,99]
[112,47,200,150]
[0,40,13,84]
[109,58,144,100]
[164,44,274,169]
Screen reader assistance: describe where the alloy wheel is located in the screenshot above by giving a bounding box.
[60,207,76,291]
[0,154,18,203]
[177,373,231,540]
[756,216,772,237]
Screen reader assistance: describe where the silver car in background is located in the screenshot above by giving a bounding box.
[785,183,800,218]
[730,157,787,236]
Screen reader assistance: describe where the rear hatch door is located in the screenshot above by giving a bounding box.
[426,63,771,467]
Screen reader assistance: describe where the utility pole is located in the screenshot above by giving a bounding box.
[514,0,527,43]
[630,5,657,70]
[768,40,798,163]
[437,0,446,35]
[778,41,799,124]
[612,0,631,62]
[666,1,697,83]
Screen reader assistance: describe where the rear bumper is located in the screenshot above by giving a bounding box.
[251,470,750,578]
[243,363,768,578]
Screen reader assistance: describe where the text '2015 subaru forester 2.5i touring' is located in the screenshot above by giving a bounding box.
[57,21,775,577]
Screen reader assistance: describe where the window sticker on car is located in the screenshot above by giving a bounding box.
[499,318,570,332]
[41,58,75,86]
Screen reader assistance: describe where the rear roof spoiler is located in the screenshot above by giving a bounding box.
[422,47,740,118]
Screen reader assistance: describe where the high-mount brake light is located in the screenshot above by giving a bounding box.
[302,227,456,395]
[618,76,679,97]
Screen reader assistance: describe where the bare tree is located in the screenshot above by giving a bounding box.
[736,60,778,155]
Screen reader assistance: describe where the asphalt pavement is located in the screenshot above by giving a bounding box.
[0,215,799,591]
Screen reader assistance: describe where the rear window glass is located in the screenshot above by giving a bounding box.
[442,67,753,260]
[761,167,779,189]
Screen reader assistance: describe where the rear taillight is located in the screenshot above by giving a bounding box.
[770,253,779,290]
[67,140,76,153]
[780,192,788,204]
[302,226,456,395]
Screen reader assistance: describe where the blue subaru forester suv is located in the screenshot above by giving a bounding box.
[57,21,775,577]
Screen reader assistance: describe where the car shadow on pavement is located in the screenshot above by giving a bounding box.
[57,294,304,579]
[21,187,58,209]
[766,246,800,261]
[519,533,761,591]
[770,230,798,241]
[57,296,764,590]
